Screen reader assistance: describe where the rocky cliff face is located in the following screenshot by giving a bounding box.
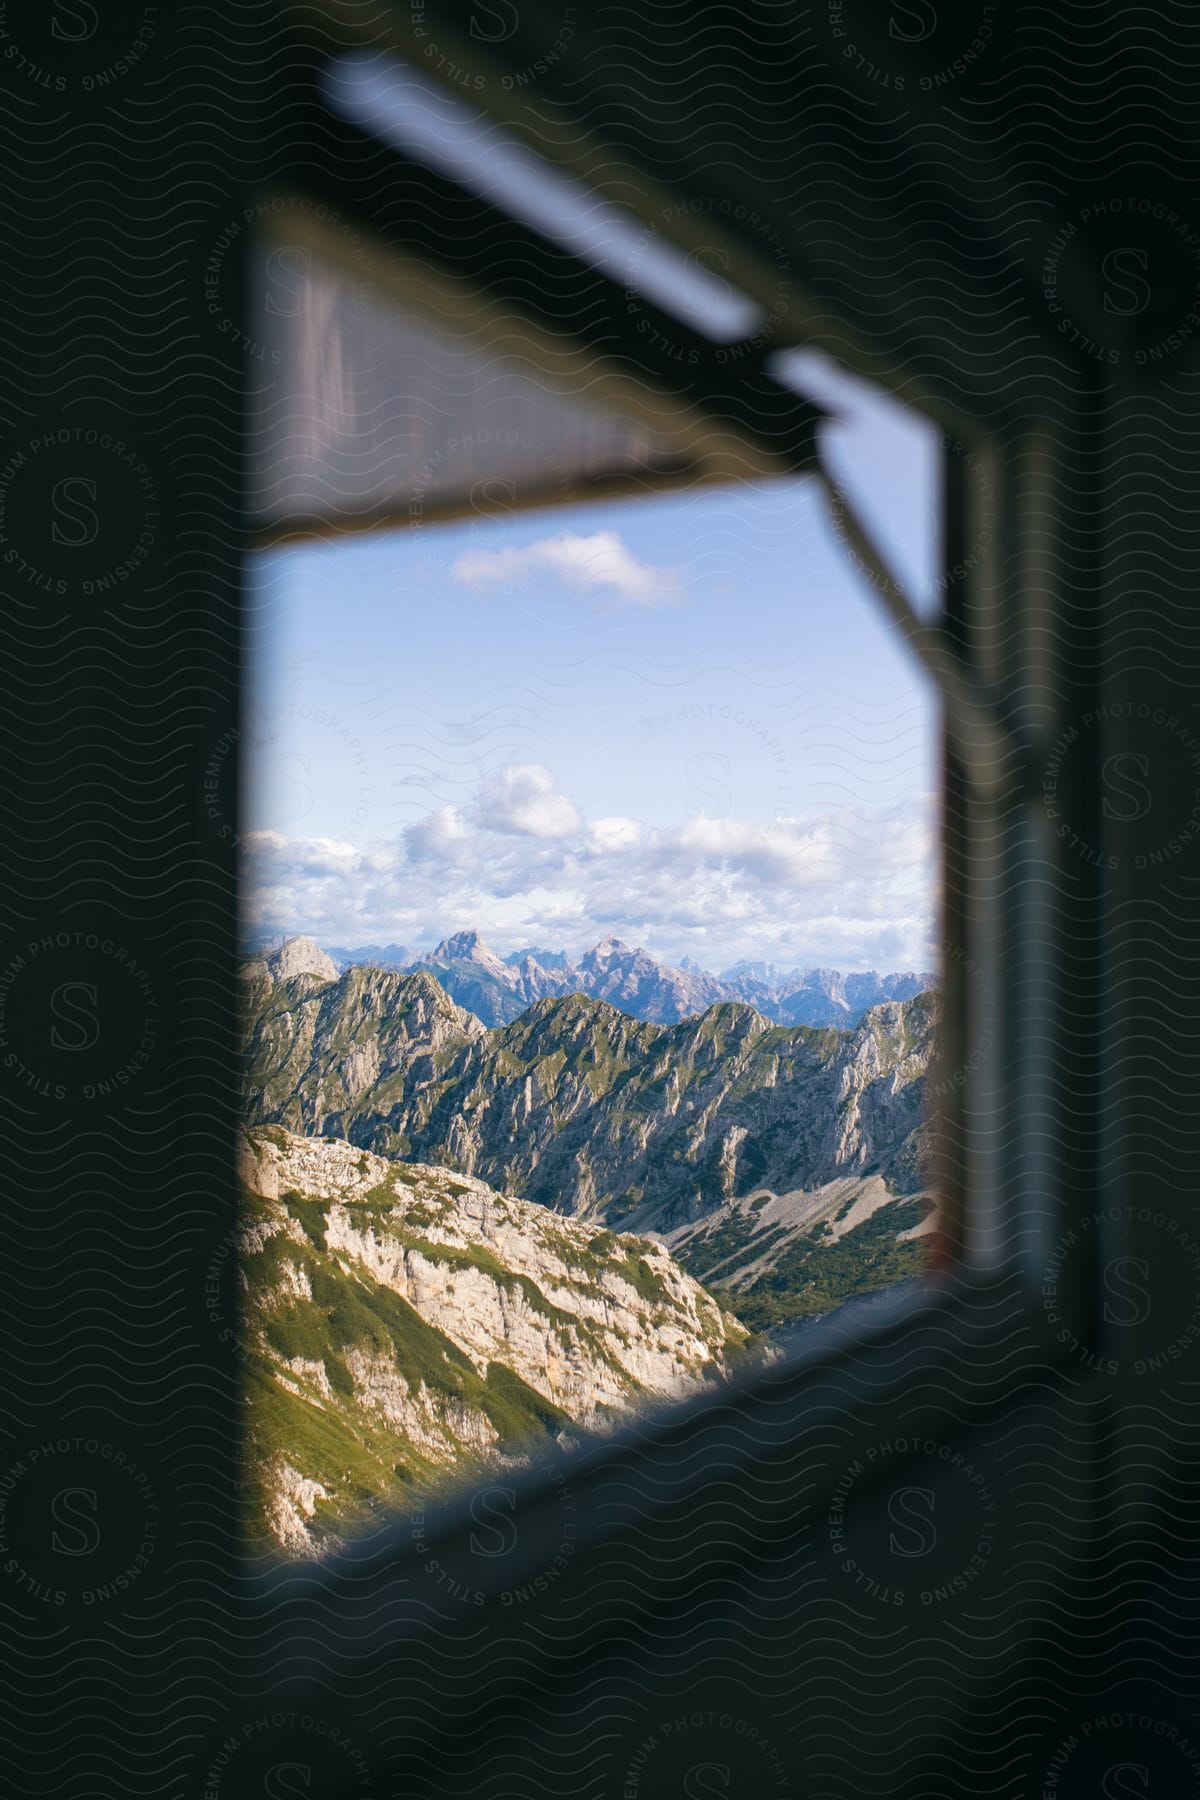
[239,1127,747,1553]
[244,964,485,1135]
[244,968,936,1235]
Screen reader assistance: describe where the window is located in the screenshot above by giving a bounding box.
[236,165,950,1553]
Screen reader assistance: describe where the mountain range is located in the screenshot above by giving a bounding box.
[243,943,937,1308]
[239,944,938,1547]
[243,948,935,1222]
[251,928,936,1029]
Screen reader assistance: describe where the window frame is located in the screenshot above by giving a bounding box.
[240,26,1097,1593]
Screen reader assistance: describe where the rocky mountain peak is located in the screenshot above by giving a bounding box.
[397,965,482,1018]
[505,945,574,971]
[586,934,631,960]
[431,929,509,976]
[434,928,482,958]
[722,958,777,980]
[266,936,339,984]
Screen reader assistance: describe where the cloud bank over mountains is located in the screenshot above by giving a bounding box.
[244,756,935,972]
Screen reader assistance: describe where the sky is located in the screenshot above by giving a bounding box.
[243,361,942,974]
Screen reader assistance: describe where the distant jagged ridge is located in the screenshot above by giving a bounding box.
[250,928,937,1029]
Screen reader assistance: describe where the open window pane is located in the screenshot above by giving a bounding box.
[244,204,792,546]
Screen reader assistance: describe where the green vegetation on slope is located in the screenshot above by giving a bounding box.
[240,1362,440,1550]
[239,1138,753,1552]
[242,1202,582,1547]
[714,1197,934,1331]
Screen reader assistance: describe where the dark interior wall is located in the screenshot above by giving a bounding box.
[3,5,1200,1796]
[243,1283,1115,1797]
[1,4,251,1792]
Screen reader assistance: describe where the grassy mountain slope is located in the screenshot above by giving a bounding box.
[240,1127,748,1553]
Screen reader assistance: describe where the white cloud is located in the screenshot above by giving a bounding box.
[473,764,581,838]
[243,777,937,971]
[670,813,840,886]
[404,805,472,863]
[451,530,681,606]
[589,815,644,851]
[242,829,360,876]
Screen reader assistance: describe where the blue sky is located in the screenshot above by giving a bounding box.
[244,366,942,973]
